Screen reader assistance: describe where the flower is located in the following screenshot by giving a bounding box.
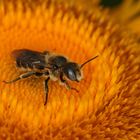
[101,0,140,34]
[0,0,140,139]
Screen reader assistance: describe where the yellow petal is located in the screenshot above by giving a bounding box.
[106,0,140,34]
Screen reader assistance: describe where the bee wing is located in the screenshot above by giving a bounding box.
[12,49,47,69]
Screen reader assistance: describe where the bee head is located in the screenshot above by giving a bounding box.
[63,63,82,82]
[63,55,98,82]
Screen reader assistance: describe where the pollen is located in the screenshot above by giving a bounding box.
[0,0,140,139]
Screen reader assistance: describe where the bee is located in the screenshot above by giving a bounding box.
[3,49,98,105]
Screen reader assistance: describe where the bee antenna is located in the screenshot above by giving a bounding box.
[80,55,99,69]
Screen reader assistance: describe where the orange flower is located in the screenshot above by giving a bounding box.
[0,0,140,139]
[103,0,140,34]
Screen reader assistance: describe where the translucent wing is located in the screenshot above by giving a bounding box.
[12,49,47,70]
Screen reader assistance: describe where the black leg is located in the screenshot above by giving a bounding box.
[60,74,79,93]
[3,71,36,84]
[44,77,50,105]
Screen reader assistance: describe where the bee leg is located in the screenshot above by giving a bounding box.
[3,71,35,84]
[44,77,50,105]
[60,74,79,93]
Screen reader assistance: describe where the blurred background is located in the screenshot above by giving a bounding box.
[100,0,140,34]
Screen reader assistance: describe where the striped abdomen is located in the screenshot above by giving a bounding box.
[12,49,47,70]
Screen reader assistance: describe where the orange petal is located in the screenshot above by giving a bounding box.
[0,1,140,139]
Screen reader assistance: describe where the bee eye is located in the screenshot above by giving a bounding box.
[67,69,76,81]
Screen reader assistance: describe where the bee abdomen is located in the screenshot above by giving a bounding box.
[16,58,33,69]
[13,49,46,70]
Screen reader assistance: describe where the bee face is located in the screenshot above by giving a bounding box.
[63,62,82,82]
